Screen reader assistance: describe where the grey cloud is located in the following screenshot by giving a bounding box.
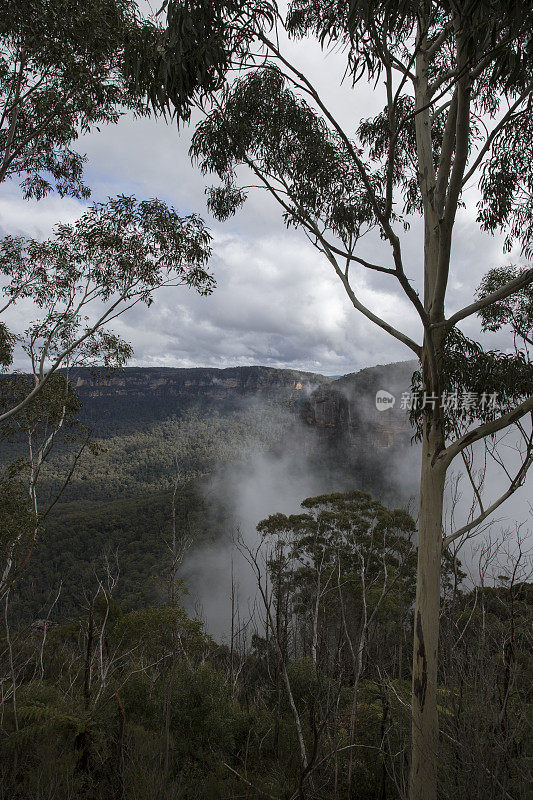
[0,36,526,374]
[105,229,415,374]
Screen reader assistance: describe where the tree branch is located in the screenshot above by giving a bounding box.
[443,444,533,547]
[444,398,533,465]
[435,268,533,330]
[320,242,421,355]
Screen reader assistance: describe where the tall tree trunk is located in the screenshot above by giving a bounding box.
[163,681,172,776]
[311,586,320,668]
[409,423,445,800]
[115,688,125,800]
[76,601,94,774]
[379,679,389,800]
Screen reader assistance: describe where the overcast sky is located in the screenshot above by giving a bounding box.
[0,27,523,377]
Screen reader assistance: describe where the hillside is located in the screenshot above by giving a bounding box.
[7,362,419,621]
[72,365,332,437]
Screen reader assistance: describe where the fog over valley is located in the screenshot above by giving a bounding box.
[2,2,532,798]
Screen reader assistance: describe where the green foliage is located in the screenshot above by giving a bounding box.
[258,489,417,609]
[125,0,276,122]
[410,327,533,439]
[0,196,214,431]
[1,195,214,315]
[33,403,290,501]
[2,4,532,795]
[437,579,533,799]
[11,486,215,618]
[9,697,93,747]
[0,464,36,571]
[0,323,14,370]
[189,0,533,262]
[478,112,533,258]
[192,66,380,244]
[0,0,150,199]
[477,265,533,345]
[2,518,530,800]
[260,491,418,689]
[116,603,210,656]
[5,398,300,621]
[358,94,422,216]
[289,1,533,95]
[0,373,80,437]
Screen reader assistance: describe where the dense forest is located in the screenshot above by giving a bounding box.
[2,1,533,799]
[1,368,532,799]
[2,363,413,622]
[1,483,531,799]
[1,367,328,619]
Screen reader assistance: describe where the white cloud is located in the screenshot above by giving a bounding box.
[102,229,418,374]
[0,190,85,238]
[0,31,524,375]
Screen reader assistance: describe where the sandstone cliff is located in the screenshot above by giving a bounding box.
[72,365,332,436]
[302,360,417,488]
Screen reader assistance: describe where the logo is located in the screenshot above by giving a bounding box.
[375,389,396,411]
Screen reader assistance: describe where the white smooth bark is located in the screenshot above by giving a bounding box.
[409,422,446,800]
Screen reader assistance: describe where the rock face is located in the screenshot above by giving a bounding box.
[74,365,329,399]
[302,360,418,492]
[70,361,416,455]
[72,366,332,436]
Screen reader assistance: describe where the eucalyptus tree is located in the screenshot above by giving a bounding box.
[0,195,213,596]
[0,0,253,420]
[256,490,417,795]
[477,265,533,355]
[0,0,275,200]
[0,0,151,199]
[0,195,213,423]
[151,1,533,797]
[0,374,82,599]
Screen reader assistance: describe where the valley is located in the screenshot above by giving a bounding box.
[9,362,416,621]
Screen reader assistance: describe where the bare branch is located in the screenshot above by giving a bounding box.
[444,398,533,465]
[435,268,533,331]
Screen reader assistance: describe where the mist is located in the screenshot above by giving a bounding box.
[181,417,330,640]
[180,373,533,639]
[180,374,424,639]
